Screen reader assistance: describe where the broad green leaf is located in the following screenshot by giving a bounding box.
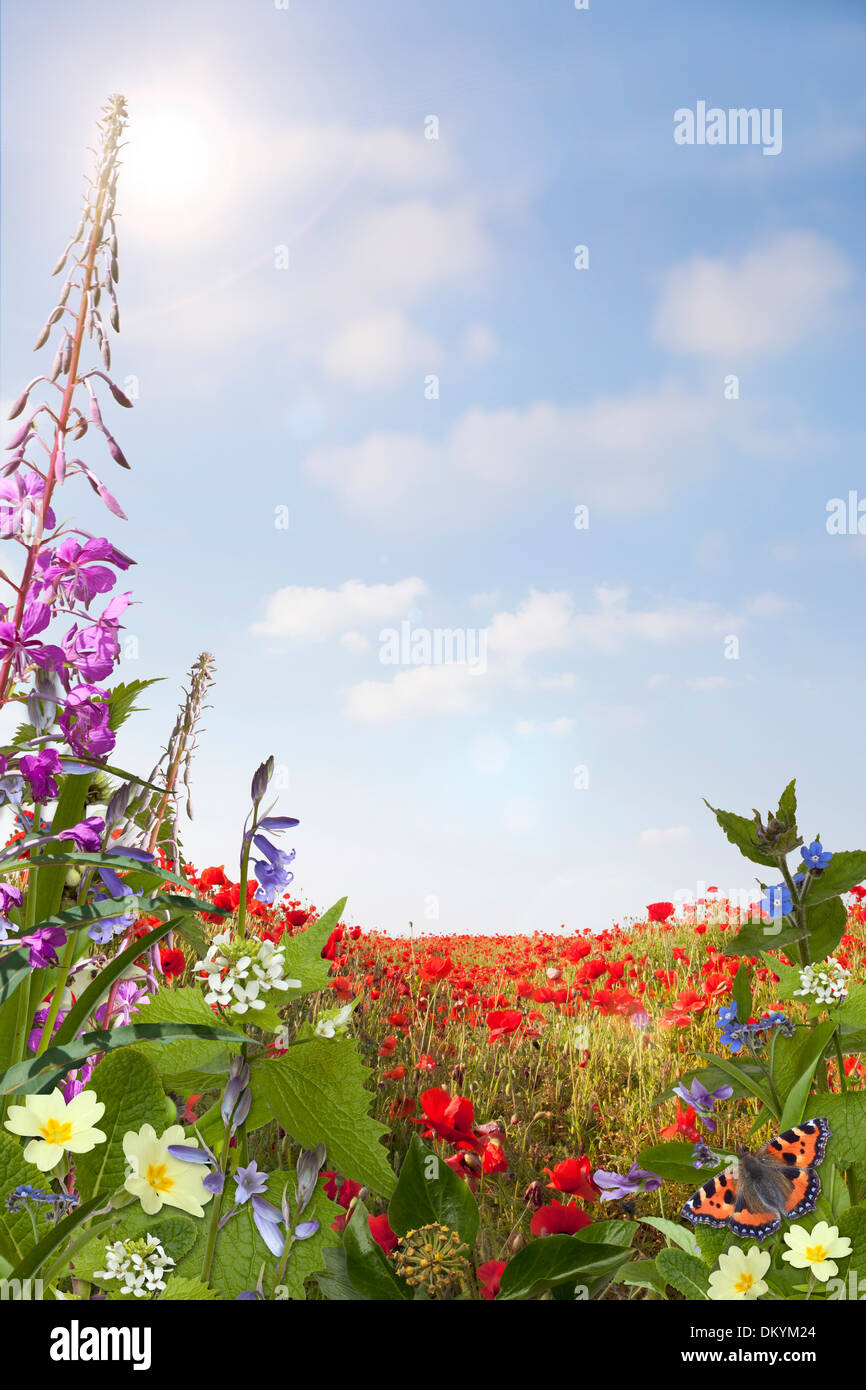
[107,678,163,731]
[776,780,798,832]
[778,1020,837,1131]
[498,1234,632,1300]
[343,1199,410,1300]
[804,851,866,906]
[159,1276,218,1301]
[835,984,866,1032]
[31,772,92,923]
[619,1258,667,1296]
[656,1246,709,1299]
[280,897,346,998]
[694,1225,749,1265]
[703,801,778,869]
[574,1219,636,1247]
[636,1141,723,1186]
[0,1021,242,1097]
[389,1135,479,1247]
[74,1048,167,1201]
[806,896,848,961]
[641,1216,698,1254]
[71,1209,198,1288]
[127,987,244,1092]
[315,1244,368,1301]
[252,1036,395,1197]
[821,1092,866,1166]
[838,1205,866,1279]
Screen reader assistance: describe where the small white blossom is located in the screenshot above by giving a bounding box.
[793,957,851,1006]
[197,932,300,1019]
[94,1234,175,1297]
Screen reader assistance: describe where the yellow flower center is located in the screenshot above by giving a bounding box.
[805,1244,828,1264]
[733,1272,754,1294]
[145,1163,175,1193]
[39,1117,73,1146]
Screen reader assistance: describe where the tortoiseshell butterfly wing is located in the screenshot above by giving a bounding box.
[681,1118,831,1242]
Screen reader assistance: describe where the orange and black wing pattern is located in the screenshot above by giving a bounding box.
[680,1166,741,1230]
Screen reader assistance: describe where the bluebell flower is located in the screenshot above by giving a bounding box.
[252,835,296,905]
[802,840,833,871]
[234,1162,269,1205]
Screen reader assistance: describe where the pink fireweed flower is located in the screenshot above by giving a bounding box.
[34,536,133,608]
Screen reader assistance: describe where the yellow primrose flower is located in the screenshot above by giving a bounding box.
[4,1088,106,1172]
[782,1222,852,1282]
[122,1123,213,1218]
[707,1245,771,1300]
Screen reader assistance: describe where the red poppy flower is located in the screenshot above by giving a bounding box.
[413,1087,480,1149]
[530,1201,594,1236]
[647,902,675,923]
[542,1156,599,1200]
[159,947,186,978]
[477,1260,507,1300]
[368,1213,399,1255]
[486,1009,522,1044]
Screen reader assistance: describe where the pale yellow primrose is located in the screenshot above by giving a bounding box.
[707,1245,771,1300]
[782,1222,852,1282]
[122,1123,213,1217]
[4,1088,106,1172]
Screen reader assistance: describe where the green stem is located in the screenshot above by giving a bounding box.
[200,1119,232,1285]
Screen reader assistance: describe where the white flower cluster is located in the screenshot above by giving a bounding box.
[314,1003,354,1039]
[197,932,301,1016]
[94,1235,175,1297]
[794,957,851,1006]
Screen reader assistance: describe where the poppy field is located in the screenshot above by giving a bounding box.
[2,93,866,1317]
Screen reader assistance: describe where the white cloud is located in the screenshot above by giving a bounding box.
[638,826,691,847]
[341,584,781,722]
[251,577,427,640]
[460,323,499,365]
[340,631,371,653]
[304,384,721,521]
[653,231,852,357]
[514,717,575,738]
[686,675,729,692]
[321,311,440,389]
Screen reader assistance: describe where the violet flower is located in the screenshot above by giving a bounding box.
[57,815,105,852]
[673,1078,734,1134]
[20,925,66,968]
[19,747,63,801]
[34,535,132,607]
[593,1164,662,1202]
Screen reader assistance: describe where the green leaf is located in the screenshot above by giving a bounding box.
[778,1020,837,1131]
[777,780,798,832]
[656,1246,710,1299]
[619,1258,667,1296]
[126,987,244,1092]
[159,1276,219,1301]
[835,984,866,1033]
[694,1225,748,1265]
[653,1060,769,1108]
[389,1134,479,1247]
[53,915,187,1047]
[0,949,30,1009]
[636,1142,723,1186]
[31,772,92,923]
[280,898,346,998]
[695,1050,778,1116]
[804,851,866,906]
[0,1132,57,1266]
[74,1048,167,1201]
[273,1180,343,1300]
[0,1021,243,1097]
[641,1216,699,1254]
[703,801,778,869]
[107,678,163,731]
[821,1093,866,1166]
[315,1244,368,1301]
[8,1195,104,1280]
[71,1210,199,1288]
[838,1205,866,1279]
[252,1036,395,1198]
[732,962,752,1022]
[498,1234,632,1300]
[343,1199,410,1300]
[806,896,848,960]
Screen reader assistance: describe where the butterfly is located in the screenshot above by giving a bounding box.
[681,1118,831,1241]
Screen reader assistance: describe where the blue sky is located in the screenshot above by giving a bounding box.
[2,0,865,934]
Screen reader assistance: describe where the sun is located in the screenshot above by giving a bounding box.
[120,90,238,238]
